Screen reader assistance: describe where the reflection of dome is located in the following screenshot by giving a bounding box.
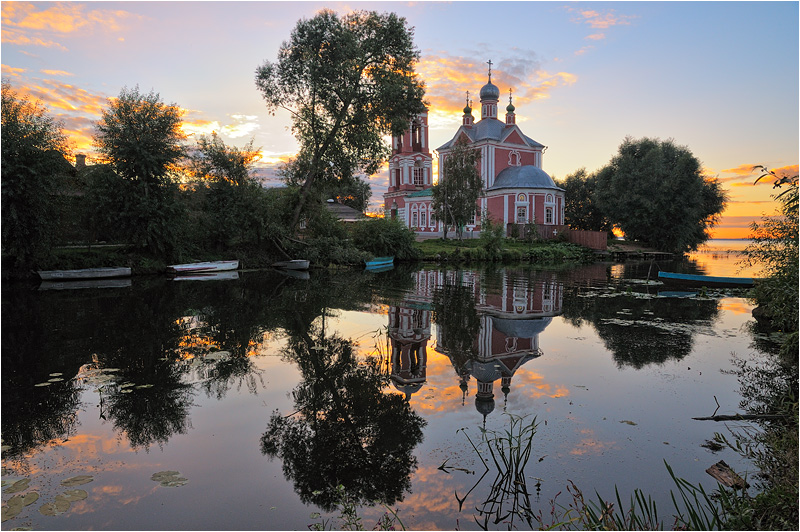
[491,316,553,337]
[488,166,561,192]
[467,360,504,383]
[392,380,423,401]
[475,396,495,416]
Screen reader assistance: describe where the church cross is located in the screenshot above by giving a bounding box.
[487,59,493,80]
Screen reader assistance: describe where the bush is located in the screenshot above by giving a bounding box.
[351,218,420,260]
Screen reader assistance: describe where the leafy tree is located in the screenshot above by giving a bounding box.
[741,166,798,359]
[191,133,268,249]
[255,9,426,232]
[281,155,372,213]
[594,137,727,253]
[555,168,612,233]
[350,217,419,260]
[93,86,187,255]
[431,137,483,240]
[1,81,71,266]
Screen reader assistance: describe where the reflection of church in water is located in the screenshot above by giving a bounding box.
[388,270,563,420]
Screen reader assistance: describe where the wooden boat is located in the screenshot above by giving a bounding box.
[39,279,132,290]
[272,259,310,270]
[172,271,239,281]
[364,256,394,270]
[37,267,131,281]
[166,260,239,274]
[657,271,756,289]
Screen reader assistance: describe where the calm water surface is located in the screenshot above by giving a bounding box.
[1,241,768,530]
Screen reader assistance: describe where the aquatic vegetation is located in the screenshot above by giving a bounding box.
[61,475,93,487]
[151,470,188,487]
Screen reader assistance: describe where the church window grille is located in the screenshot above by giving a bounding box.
[413,167,424,186]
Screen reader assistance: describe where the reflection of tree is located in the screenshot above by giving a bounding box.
[562,290,720,368]
[260,323,426,512]
[432,272,481,371]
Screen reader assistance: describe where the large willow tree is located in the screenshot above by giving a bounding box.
[255,9,426,232]
[595,137,727,253]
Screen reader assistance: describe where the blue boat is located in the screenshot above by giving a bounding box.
[364,256,394,270]
[658,271,756,289]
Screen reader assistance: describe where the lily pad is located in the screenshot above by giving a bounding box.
[38,498,70,516]
[49,373,63,377]
[57,489,87,502]
[135,384,154,389]
[120,389,133,394]
[60,475,93,487]
[34,382,51,387]
[5,479,30,494]
[2,503,22,522]
[151,470,188,487]
[620,420,638,426]
[48,378,64,383]
[1,445,11,452]
[7,492,39,508]
[119,383,136,388]
[205,351,230,361]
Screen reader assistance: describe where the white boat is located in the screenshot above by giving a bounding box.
[37,267,131,281]
[272,259,309,270]
[166,260,239,274]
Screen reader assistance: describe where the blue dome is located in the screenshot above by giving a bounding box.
[480,80,500,100]
[488,165,562,191]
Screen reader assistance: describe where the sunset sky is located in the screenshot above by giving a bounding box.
[2,1,797,238]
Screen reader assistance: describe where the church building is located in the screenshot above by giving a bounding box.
[384,63,565,237]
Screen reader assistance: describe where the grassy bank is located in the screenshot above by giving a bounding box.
[414,238,596,264]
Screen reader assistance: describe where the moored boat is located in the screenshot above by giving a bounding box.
[272,259,310,270]
[364,256,394,270]
[37,267,131,281]
[658,271,756,289]
[166,260,239,274]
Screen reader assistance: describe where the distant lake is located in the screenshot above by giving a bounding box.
[1,249,766,530]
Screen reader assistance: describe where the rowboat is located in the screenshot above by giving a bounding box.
[172,271,239,281]
[657,271,756,289]
[166,260,239,274]
[37,267,131,281]
[364,256,394,270]
[272,259,310,270]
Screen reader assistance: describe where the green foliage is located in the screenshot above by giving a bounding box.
[741,166,798,359]
[594,137,727,253]
[555,168,613,233]
[479,216,505,261]
[255,9,426,229]
[1,81,70,266]
[351,217,420,260]
[431,137,483,239]
[92,87,187,257]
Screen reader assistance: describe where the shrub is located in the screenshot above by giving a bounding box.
[351,218,420,260]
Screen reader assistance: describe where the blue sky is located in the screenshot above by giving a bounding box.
[2,1,798,236]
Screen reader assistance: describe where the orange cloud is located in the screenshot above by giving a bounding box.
[1,2,143,49]
[419,52,577,118]
[40,69,73,77]
[569,8,637,29]
[1,64,27,77]
[586,33,606,41]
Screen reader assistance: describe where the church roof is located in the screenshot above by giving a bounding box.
[407,188,433,198]
[436,118,544,151]
[491,316,553,337]
[487,165,563,192]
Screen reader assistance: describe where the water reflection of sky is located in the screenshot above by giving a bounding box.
[1,255,764,530]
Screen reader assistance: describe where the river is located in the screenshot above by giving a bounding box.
[1,240,769,530]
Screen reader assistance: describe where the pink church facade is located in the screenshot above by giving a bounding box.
[383,64,565,237]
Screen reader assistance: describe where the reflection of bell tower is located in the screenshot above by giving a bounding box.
[388,304,431,400]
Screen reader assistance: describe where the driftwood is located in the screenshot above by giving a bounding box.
[705,460,749,489]
[692,413,788,422]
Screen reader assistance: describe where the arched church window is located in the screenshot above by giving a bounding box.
[413,160,424,186]
[517,193,526,202]
[546,194,554,203]
[412,121,422,151]
[509,151,521,166]
[545,207,553,224]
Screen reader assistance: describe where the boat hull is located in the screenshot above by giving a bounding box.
[37,267,131,281]
[658,271,755,289]
[364,256,394,269]
[166,260,239,273]
[272,260,309,271]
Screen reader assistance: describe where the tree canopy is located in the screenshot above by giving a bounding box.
[555,168,612,233]
[1,81,71,266]
[254,9,426,231]
[594,137,727,253]
[431,136,483,239]
[94,86,186,191]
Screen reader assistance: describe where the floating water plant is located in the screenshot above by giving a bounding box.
[2,491,39,521]
[60,475,93,487]
[151,470,188,487]
[5,479,30,494]
[38,498,70,516]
